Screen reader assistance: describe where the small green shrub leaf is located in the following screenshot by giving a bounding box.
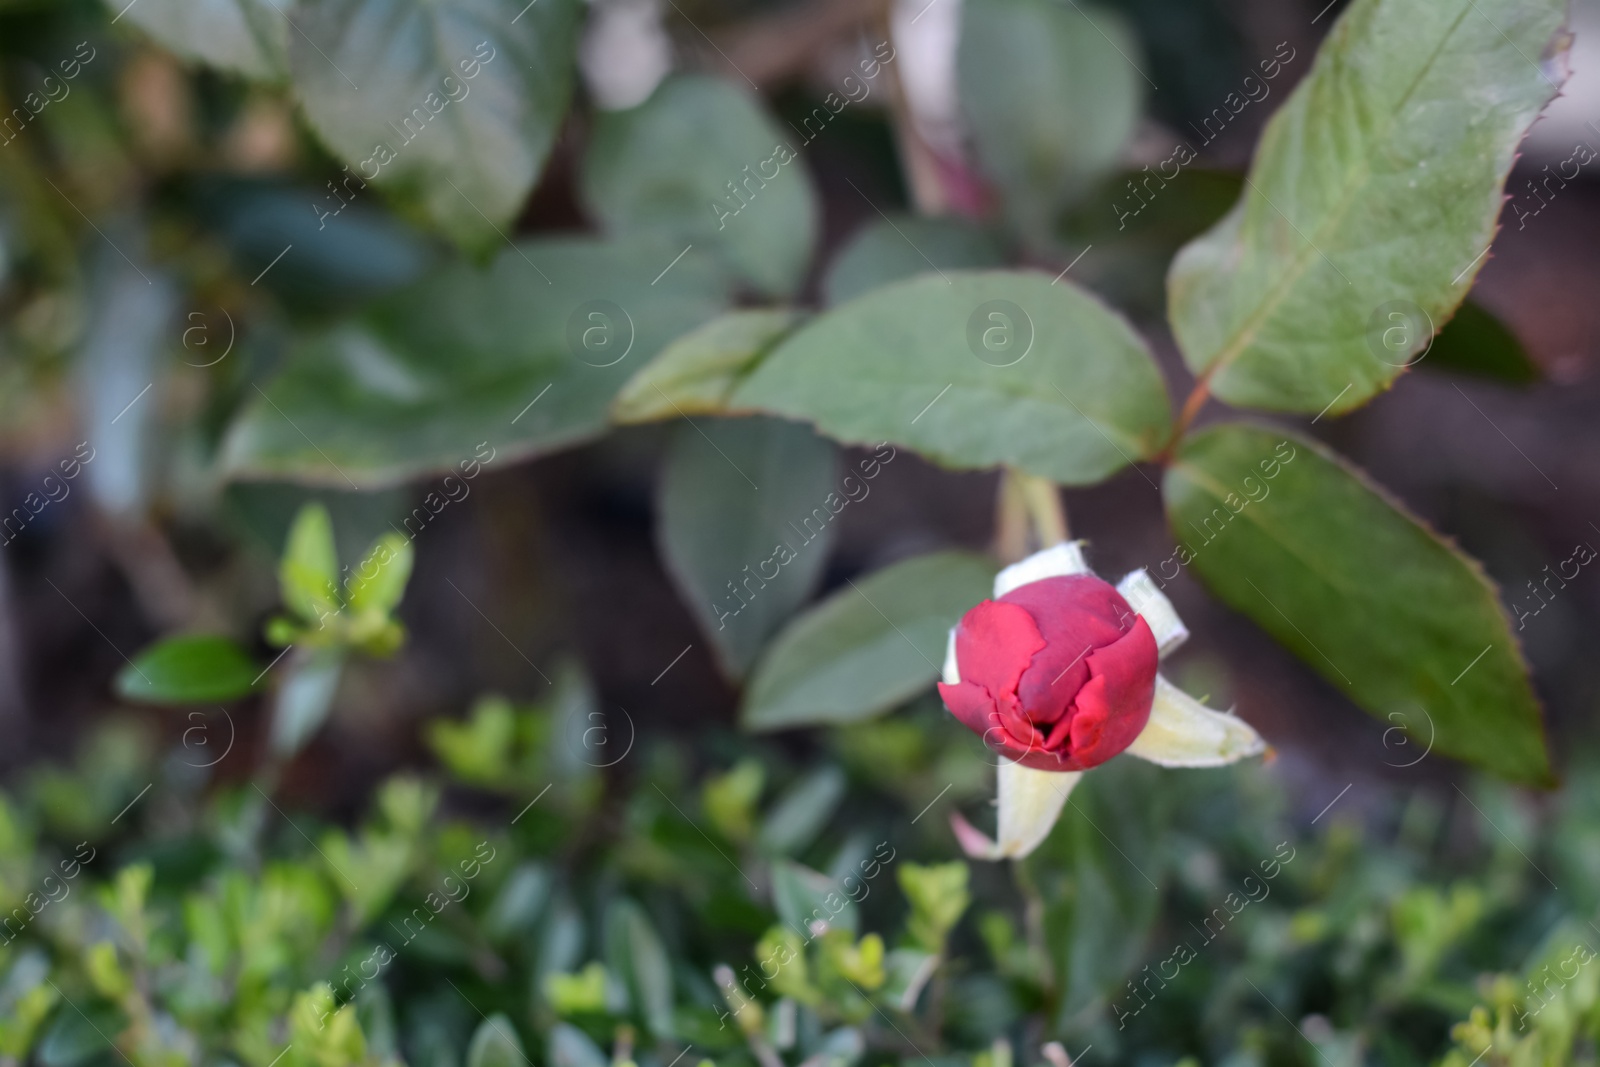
[465,1015,525,1067]
[116,635,262,705]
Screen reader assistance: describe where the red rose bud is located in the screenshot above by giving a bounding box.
[938,574,1158,772]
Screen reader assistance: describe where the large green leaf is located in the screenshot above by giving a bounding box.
[822,216,1006,307]
[288,0,581,249]
[1164,424,1551,785]
[221,235,727,486]
[957,0,1143,238]
[115,635,262,705]
[741,551,998,731]
[613,309,801,423]
[732,272,1171,485]
[581,75,819,298]
[119,0,288,79]
[659,416,838,677]
[1167,0,1567,413]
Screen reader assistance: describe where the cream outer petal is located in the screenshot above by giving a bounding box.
[952,761,1082,860]
[1124,674,1266,767]
[1116,569,1189,658]
[943,626,960,686]
[992,541,1090,598]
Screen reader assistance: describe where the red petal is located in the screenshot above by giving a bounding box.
[1066,616,1158,768]
[1002,576,1132,725]
[952,599,1047,700]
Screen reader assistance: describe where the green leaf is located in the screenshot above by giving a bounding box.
[347,533,414,617]
[280,503,340,624]
[732,272,1171,484]
[548,1024,606,1067]
[741,551,998,731]
[822,216,1006,307]
[757,765,846,856]
[582,74,819,298]
[1422,300,1539,384]
[613,309,801,423]
[270,648,346,757]
[465,1015,525,1067]
[1026,758,1169,1025]
[222,235,728,486]
[958,0,1143,237]
[118,0,288,79]
[898,862,971,954]
[772,858,858,935]
[1164,423,1551,785]
[1166,0,1567,413]
[659,416,838,677]
[288,0,581,250]
[115,634,262,705]
[605,899,675,1039]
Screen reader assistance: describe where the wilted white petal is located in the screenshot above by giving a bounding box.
[952,761,1082,860]
[993,541,1090,598]
[942,627,960,685]
[1116,569,1189,657]
[1125,675,1266,767]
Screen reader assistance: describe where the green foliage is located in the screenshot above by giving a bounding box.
[114,634,262,705]
[1164,425,1551,785]
[222,236,728,487]
[613,311,802,423]
[1167,0,1566,413]
[582,75,819,298]
[266,503,414,656]
[1425,301,1541,385]
[898,862,971,955]
[289,0,583,251]
[658,417,839,677]
[2,704,1600,1067]
[958,0,1142,239]
[733,273,1172,486]
[741,551,998,730]
[822,218,1006,307]
[118,0,288,80]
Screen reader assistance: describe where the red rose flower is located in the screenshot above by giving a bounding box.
[938,574,1159,771]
